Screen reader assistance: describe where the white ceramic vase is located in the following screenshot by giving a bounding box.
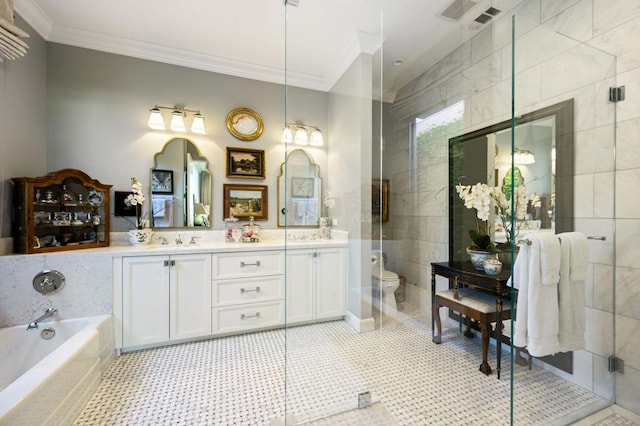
[128,228,153,245]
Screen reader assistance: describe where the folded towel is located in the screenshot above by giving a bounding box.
[557,232,587,352]
[565,232,588,281]
[537,233,561,285]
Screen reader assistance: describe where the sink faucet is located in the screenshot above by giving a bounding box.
[189,236,201,245]
[175,234,183,245]
[27,307,58,330]
[156,236,168,245]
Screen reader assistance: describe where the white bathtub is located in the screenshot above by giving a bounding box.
[0,314,114,425]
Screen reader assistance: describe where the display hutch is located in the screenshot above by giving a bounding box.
[12,168,112,254]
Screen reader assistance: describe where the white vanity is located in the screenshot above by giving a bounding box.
[112,235,348,353]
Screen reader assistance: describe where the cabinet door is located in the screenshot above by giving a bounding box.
[170,253,212,340]
[285,249,315,324]
[315,248,347,320]
[122,256,170,347]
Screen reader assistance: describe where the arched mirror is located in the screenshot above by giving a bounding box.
[151,137,212,228]
[278,149,322,227]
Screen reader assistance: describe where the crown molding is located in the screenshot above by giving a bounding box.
[15,0,376,94]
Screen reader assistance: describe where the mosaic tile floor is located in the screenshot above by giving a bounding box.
[74,310,609,425]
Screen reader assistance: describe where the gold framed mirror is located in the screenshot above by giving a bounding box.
[151,137,212,228]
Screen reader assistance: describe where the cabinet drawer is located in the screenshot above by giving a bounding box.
[213,276,284,307]
[212,251,284,279]
[212,301,284,334]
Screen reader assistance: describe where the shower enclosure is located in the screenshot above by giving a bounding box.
[281,0,638,424]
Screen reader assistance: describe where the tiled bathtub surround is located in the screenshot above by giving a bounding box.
[74,314,607,425]
[383,0,640,415]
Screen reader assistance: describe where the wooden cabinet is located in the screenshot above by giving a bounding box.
[12,168,112,254]
[122,253,212,348]
[286,247,347,325]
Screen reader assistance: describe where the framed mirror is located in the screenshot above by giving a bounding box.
[151,137,212,228]
[449,99,574,263]
[277,149,322,227]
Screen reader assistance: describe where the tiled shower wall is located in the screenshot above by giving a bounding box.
[383,0,640,415]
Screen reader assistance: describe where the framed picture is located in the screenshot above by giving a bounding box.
[226,147,265,179]
[223,184,268,220]
[372,179,389,222]
[291,177,315,198]
[114,191,136,217]
[151,169,173,194]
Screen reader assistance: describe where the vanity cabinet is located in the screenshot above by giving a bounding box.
[122,253,212,348]
[12,168,112,254]
[286,247,347,325]
[211,250,285,335]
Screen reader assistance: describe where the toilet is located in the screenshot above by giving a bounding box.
[371,251,400,314]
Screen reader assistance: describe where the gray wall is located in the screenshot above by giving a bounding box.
[46,43,329,231]
[0,15,47,240]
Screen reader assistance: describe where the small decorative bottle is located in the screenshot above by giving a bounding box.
[224,215,239,243]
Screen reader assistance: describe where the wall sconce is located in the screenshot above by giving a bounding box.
[281,123,324,146]
[147,104,206,134]
[514,148,536,164]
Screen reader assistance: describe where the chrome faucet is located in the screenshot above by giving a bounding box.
[189,236,201,245]
[175,234,183,245]
[156,236,168,245]
[27,307,58,330]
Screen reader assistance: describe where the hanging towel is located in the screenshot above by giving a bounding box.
[524,234,560,357]
[512,238,530,348]
[557,232,588,352]
[538,232,561,285]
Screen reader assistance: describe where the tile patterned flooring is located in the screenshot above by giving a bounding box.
[75,310,612,425]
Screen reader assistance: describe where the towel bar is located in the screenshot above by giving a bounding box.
[516,235,606,245]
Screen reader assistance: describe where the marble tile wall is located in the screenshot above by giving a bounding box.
[385,0,640,415]
[0,252,113,327]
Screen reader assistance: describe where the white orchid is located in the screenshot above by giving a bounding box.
[124,177,148,229]
[456,182,529,249]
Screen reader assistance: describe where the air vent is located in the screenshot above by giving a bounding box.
[474,7,502,24]
[441,0,478,21]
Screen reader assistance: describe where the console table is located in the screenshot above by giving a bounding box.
[431,261,513,378]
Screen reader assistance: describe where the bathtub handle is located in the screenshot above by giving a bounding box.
[32,270,65,295]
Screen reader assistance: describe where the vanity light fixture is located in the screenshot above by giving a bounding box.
[514,148,536,164]
[281,123,324,147]
[147,104,207,134]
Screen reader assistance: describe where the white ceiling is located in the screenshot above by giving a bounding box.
[15,0,521,101]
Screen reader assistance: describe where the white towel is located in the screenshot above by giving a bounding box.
[537,233,561,285]
[557,232,588,352]
[512,240,530,348]
[513,234,560,357]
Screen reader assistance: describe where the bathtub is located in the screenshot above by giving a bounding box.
[0,314,114,425]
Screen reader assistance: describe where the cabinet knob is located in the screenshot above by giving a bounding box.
[164,260,176,267]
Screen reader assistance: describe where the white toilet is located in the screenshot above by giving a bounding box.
[371,251,400,314]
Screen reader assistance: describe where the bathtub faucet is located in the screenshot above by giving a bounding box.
[27,307,58,330]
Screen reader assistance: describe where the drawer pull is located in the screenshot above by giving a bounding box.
[240,261,261,268]
[240,286,261,294]
[241,312,261,320]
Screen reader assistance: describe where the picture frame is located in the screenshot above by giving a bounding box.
[372,179,389,222]
[151,169,173,194]
[114,191,136,217]
[291,177,315,198]
[226,147,265,179]
[223,184,268,221]
[226,107,264,141]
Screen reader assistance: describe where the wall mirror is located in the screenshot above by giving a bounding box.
[151,137,212,228]
[449,99,574,263]
[277,149,322,227]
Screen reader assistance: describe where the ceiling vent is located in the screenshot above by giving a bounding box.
[441,0,478,21]
[474,6,502,24]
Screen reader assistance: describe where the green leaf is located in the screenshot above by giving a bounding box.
[469,229,492,250]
